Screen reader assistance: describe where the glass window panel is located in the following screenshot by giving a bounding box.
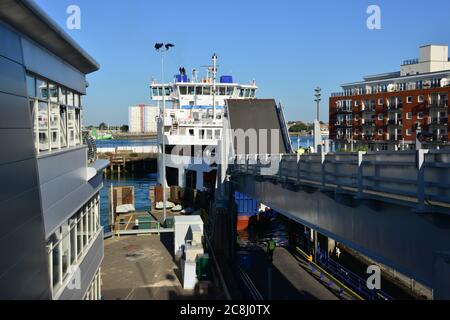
[74,94,80,107]
[75,109,81,145]
[188,86,195,95]
[61,228,70,278]
[83,212,88,246]
[152,88,158,97]
[203,87,211,95]
[89,205,94,238]
[158,87,163,96]
[38,102,49,151]
[67,91,74,106]
[219,87,226,95]
[179,86,187,95]
[59,87,67,105]
[49,235,60,287]
[37,79,48,100]
[195,86,203,95]
[60,107,67,148]
[49,83,58,103]
[77,214,83,255]
[27,75,36,98]
[226,87,234,96]
[70,224,76,264]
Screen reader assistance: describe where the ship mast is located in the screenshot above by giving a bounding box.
[212,53,217,121]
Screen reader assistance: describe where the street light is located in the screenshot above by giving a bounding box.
[314,87,321,121]
[155,42,174,223]
[313,87,322,153]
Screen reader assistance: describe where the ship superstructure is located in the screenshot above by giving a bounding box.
[151,54,258,190]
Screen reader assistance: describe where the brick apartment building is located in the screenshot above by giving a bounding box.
[329,45,450,151]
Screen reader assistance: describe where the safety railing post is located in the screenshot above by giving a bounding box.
[245,155,249,174]
[278,154,283,180]
[358,151,365,196]
[321,150,327,188]
[297,152,301,184]
[417,149,426,211]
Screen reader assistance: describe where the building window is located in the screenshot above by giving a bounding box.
[417,112,424,119]
[378,114,384,121]
[355,100,359,107]
[407,96,413,103]
[406,112,412,120]
[406,129,412,136]
[378,98,384,105]
[418,95,424,103]
[37,78,48,100]
[378,129,383,135]
[28,73,84,154]
[47,194,100,295]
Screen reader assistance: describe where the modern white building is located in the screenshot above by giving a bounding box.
[128,104,158,133]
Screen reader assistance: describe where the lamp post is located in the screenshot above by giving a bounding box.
[314,87,321,122]
[155,43,174,223]
[313,87,322,152]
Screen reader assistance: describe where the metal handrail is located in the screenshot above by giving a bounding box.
[232,150,450,209]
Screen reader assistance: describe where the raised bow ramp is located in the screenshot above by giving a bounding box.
[226,99,292,155]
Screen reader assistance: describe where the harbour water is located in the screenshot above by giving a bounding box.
[96,138,157,148]
[100,172,157,232]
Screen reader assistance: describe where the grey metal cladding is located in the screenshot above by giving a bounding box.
[0,214,50,300]
[0,129,35,165]
[0,188,42,238]
[38,147,87,184]
[0,92,32,129]
[0,0,99,74]
[0,21,22,64]
[58,230,104,300]
[0,154,38,204]
[42,173,103,238]
[0,55,27,97]
[21,37,87,94]
[0,20,50,299]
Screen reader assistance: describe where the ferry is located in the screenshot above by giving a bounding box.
[151,54,258,191]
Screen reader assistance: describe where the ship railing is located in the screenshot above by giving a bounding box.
[232,150,450,209]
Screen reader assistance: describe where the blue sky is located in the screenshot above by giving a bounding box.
[35,0,450,126]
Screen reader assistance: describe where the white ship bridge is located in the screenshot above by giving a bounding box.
[151,55,258,190]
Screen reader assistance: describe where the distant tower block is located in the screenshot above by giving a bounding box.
[128,105,158,133]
